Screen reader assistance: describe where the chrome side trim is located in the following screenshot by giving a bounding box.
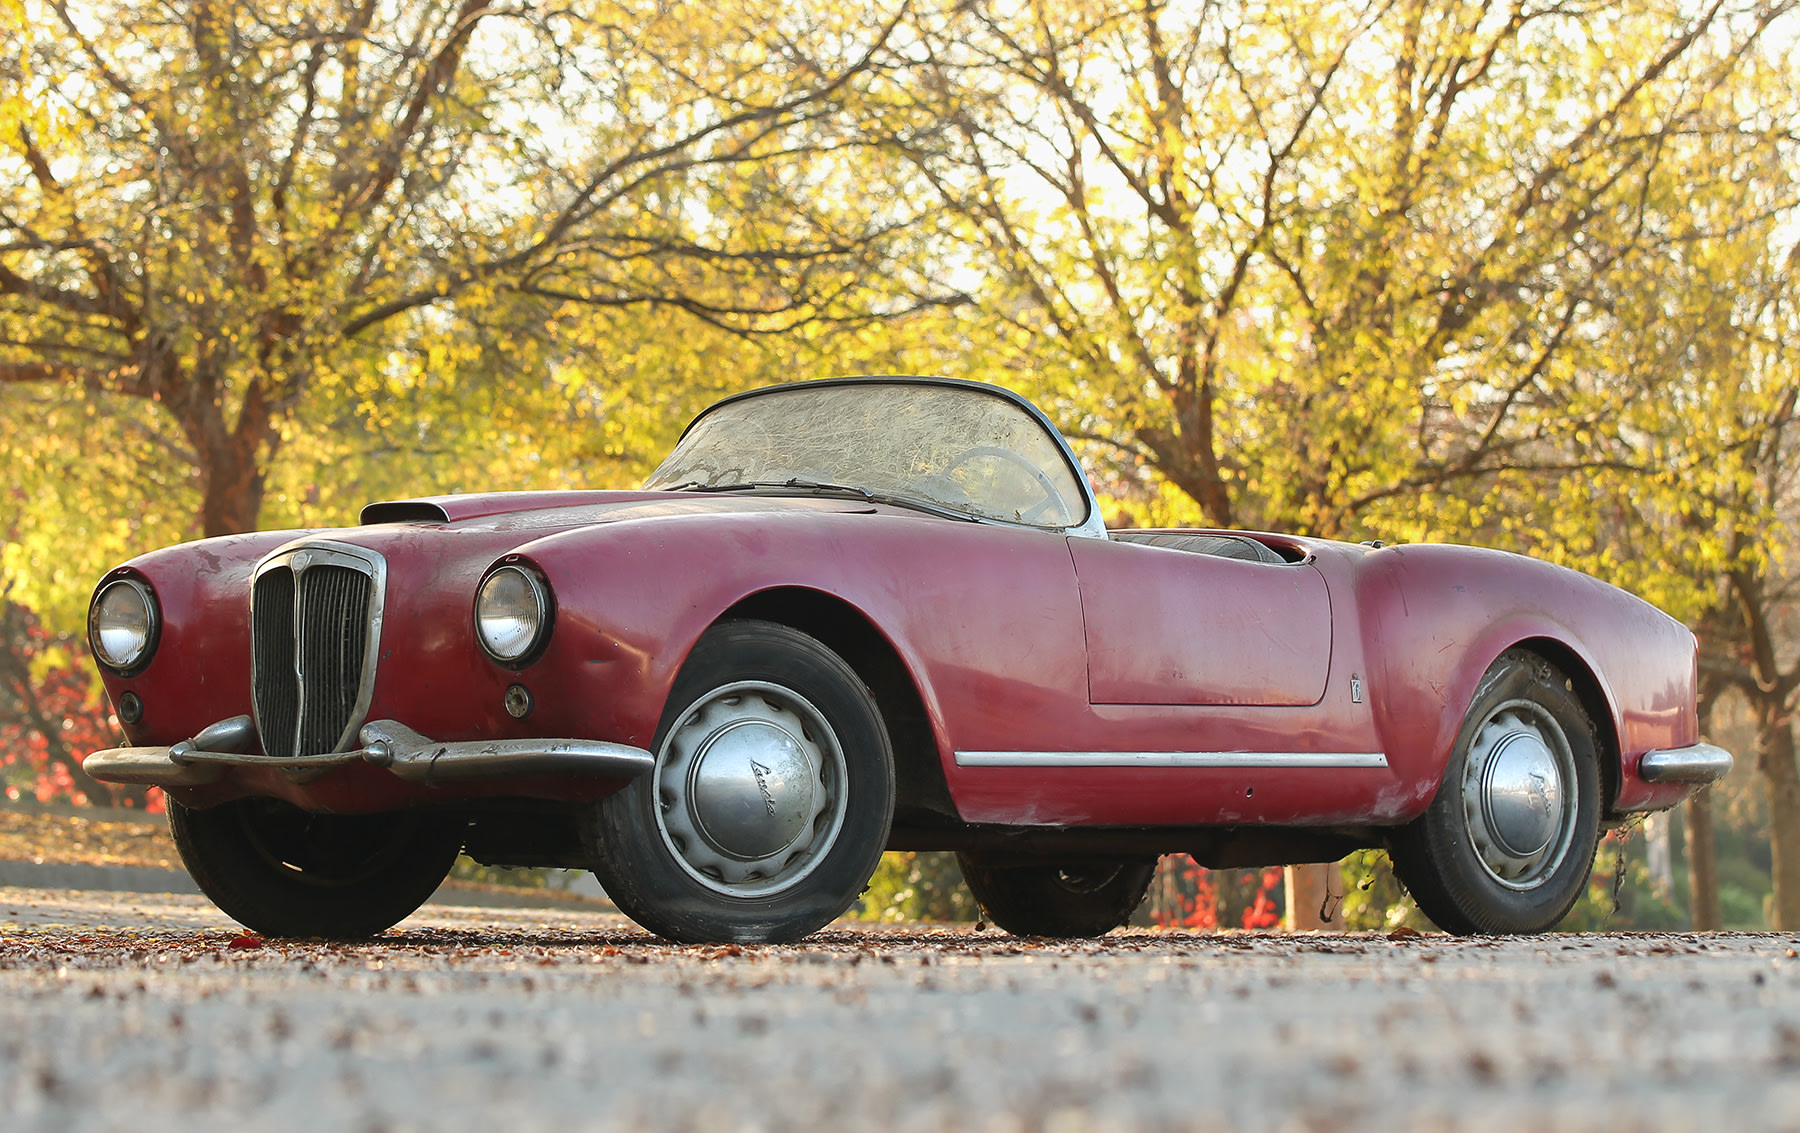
[954,750,1389,768]
[83,717,653,788]
[1639,743,1735,784]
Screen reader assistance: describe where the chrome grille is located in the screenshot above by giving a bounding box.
[251,544,384,760]
[251,568,299,756]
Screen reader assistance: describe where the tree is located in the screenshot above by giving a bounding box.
[1689,351,1800,928]
[1472,66,1800,926]
[0,593,126,805]
[882,0,1798,540]
[877,0,1800,927]
[0,0,916,540]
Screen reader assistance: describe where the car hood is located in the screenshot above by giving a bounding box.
[359,489,666,525]
[348,489,876,542]
[210,490,887,614]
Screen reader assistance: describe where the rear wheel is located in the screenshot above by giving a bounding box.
[584,620,895,944]
[958,854,1156,937]
[168,798,465,938]
[1390,650,1601,934]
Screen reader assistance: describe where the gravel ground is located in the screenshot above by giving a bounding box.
[3,887,1799,1133]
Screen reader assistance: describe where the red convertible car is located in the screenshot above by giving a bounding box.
[84,377,1731,942]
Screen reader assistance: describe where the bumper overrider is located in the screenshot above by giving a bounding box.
[83,715,654,789]
[1638,743,1735,784]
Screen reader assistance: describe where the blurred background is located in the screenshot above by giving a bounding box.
[3,0,1796,930]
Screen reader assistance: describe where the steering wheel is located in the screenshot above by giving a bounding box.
[936,445,1070,525]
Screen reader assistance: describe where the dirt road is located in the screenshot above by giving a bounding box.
[3,886,1797,1132]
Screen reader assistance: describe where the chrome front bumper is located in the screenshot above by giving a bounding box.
[83,715,654,788]
[1639,742,1735,785]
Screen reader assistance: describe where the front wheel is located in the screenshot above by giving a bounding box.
[584,620,895,944]
[1390,650,1602,935]
[958,854,1156,937]
[168,798,465,938]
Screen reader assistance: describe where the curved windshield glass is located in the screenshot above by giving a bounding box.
[646,382,1090,528]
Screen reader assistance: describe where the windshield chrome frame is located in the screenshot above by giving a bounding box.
[668,376,1108,539]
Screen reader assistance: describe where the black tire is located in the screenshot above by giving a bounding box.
[958,854,1156,937]
[583,619,895,944]
[1389,649,1602,935]
[168,797,465,939]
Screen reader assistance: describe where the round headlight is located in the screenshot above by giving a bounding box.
[89,577,159,674]
[475,565,551,664]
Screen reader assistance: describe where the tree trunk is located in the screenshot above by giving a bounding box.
[1284,862,1346,931]
[1684,789,1722,930]
[188,377,278,537]
[199,451,269,537]
[1137,426,1235,528]
[1756,713,1800,930]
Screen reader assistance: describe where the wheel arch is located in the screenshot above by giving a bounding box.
[1507,635,1623,817]
[715,587,958,828]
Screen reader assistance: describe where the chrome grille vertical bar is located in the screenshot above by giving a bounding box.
[251,567,298,760]
[296,565,372,756]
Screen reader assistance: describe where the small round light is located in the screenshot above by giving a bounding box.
[476,565,550,664]
[504,684,533,719]
[90,578,158,674]
[118,691,144,725]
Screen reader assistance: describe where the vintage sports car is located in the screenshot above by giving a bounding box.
[84,377,1732,942]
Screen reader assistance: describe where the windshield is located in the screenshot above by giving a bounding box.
[646,381,1090,528]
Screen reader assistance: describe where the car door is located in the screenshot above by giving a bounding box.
[1068,535,1332,706]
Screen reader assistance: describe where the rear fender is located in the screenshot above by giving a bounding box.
[1356,544,1693,820]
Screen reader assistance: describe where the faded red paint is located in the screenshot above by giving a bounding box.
[1070,538,1333,706]
[94,490,1701,830]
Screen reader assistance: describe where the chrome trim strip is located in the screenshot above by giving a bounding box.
[84,717,653,788]
[251,539,387,757]
[357,720,652,784]
[176,748,362,769]
[1639,743,1735,784]
[953,750,1389,768]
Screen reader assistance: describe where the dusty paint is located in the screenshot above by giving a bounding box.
[91,493,1705,832]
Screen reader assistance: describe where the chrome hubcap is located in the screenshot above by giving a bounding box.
[1462,700,1576,890]
[654,681,846,897]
